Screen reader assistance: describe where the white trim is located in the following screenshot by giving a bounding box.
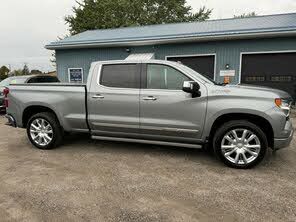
[165,53,217,81]
[68,68,84,83]
[239,50,296,84]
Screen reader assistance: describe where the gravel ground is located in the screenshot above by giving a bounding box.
[0,115,295,222]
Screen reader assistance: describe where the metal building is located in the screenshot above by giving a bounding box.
[46,13,296,99]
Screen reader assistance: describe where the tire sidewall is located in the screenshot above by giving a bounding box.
[27,114,57,150]
[213,121,267,169]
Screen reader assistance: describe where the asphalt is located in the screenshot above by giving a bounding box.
[0,115,295,222]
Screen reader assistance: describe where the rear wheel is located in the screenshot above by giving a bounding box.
[27,112,63,149]
[213,120,267,169]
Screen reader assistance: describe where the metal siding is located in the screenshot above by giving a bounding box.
[56,37,296,84]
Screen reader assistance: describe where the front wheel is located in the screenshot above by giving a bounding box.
[27,112,63,149]
[213,120,268,169]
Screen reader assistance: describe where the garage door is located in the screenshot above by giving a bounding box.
[241,52,296,100]
[167,55,215,80]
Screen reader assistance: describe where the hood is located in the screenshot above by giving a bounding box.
[207,83,292,101]
[225,84,292,99]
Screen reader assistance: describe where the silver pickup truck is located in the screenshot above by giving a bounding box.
[4,60,294,168]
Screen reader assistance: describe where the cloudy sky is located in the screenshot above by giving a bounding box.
[0,0,296,72]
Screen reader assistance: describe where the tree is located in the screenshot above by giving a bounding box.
[65,0,212,35]
[234,12,257,18]
[10,69,23,76]
[0,66,10,80]
[22,64,30,75]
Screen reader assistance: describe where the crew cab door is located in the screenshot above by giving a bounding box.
[139,63,207,143]
[88,62,141,136]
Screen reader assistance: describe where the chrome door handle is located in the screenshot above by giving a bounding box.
[143,96,157,101]
[92,95,104,99]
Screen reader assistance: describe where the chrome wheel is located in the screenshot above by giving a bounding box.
[30,118,53,146]
[221,129,261,165]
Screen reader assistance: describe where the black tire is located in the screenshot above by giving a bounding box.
[27,112,63,149]
[213,120,267,169]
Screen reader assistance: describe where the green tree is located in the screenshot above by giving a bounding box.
[234,12,257,18]
[22,64,30,75]
[10,69,23,76]
[65,0,212,35]
[0,66,10,80]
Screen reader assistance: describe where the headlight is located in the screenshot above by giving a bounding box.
[275,98,292,117]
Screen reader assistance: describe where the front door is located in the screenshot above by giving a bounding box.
[88,63,141,136]
[139,63,207,143]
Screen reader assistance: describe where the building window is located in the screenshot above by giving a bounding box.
[245,76,265,82]
[271,75,293,82]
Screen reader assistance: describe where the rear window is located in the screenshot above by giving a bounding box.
[100,64,139,88]
[27,76,60,83]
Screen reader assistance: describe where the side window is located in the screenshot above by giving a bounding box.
[146,64,191,90]
[100,64,139,88]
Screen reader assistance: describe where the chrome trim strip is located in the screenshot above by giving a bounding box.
[92,122,198,133]
[92,135,203,149]
[92,122,139,129]
[141,126,199,133]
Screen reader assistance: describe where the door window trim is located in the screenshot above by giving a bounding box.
[141,63,193,91]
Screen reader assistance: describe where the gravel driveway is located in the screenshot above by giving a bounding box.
[0,115,295,222]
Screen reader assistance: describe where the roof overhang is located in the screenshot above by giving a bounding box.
[46,30,296,50]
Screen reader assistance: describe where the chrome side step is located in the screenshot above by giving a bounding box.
[92,135,203,149]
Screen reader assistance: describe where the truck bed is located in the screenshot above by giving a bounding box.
[7,83,89,133]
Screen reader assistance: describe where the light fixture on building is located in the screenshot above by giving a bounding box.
[225,64,230,70]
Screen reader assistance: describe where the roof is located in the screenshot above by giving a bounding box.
[46,13,296,50]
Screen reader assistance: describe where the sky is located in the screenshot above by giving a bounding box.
[0,0,296,72]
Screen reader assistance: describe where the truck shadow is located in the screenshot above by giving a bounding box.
[62,133,212,159]
[61,133,277,169]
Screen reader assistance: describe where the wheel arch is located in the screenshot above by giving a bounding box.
[208,113,274,149]
[22,105,61,128]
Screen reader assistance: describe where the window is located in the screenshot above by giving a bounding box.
[27,76,60,83]
[146,64,191,90]
[100,64,139,88]
[271,75,293,82]
[245,76,265,82]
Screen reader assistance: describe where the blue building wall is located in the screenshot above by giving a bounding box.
[55,37,296,83]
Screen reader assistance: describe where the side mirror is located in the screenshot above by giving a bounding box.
[183,81,201,98]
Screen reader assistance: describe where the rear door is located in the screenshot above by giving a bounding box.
[139,63,207,143]
[88,63,141,136]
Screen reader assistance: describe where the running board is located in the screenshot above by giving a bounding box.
[92,136,203,149]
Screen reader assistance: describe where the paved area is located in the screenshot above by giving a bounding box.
[0,115,295,222]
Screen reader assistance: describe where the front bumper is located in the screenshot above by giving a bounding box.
[274,119,294,150]
[5,114,17,128]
